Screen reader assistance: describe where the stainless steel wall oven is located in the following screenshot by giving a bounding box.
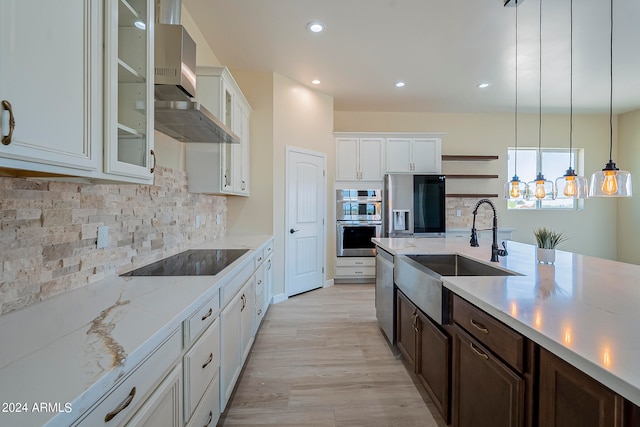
[336,189,382,257]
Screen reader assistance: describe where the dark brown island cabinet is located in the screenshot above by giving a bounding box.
[396,290,640,427]
[397,289,452,424]
[451,294,536,427]
[539,347,640,427]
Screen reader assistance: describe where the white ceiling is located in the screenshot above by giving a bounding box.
[182,0,640,115]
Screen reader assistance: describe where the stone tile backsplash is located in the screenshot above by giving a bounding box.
[0,167,226,315]
[446,197,495,230]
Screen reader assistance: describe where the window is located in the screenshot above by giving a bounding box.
[507,147,584,210]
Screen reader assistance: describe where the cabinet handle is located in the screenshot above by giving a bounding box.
[104,386,136,422]
[204,410,213,427]
[240,294,246,311]
[470,319,489,334]
[257,256,262,262]
[257,279,262,285]
[470,342,489,360]
[201,307,213,321]
[258,308,262,316]
[202,352,214,369]
[1,100,16,146]
[150,149,156,173]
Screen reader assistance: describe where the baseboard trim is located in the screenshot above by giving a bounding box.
[272,293,287,304]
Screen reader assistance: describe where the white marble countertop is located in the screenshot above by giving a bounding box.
[0,234,272,427]
[373,236,640,406]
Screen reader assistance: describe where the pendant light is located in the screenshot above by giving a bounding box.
[555,0,588,199]
[589,0,632,197]
[504,0,527,201]
[527,0,555,200]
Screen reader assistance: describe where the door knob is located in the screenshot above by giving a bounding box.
[290,228,299,234]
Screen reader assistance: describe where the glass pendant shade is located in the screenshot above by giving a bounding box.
[504,175,527,200]
[555,168,588,199]
[589,162,632,197]
[527,173,555,200]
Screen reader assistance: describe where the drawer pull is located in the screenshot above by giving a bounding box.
[240,294,246,311]
[204,410,213,427]
[202,352,214,369]
[470,319,489,334]
[257,279,262,285]
[470,342,489,360]
[1,100,15,145]
[257,256,263,262]
[258,308,262,316]
[104,386,136,422]
[201,307,213,321]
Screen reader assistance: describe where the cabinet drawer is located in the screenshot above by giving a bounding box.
[184,317,220,419]
[452,295,524,372]
[255,248,266,266]
[186,374,220,427]
[255,263,265,301]
[336,257,376,268]
[221,261,254,307]
[74,329,181,426]
[184,291,220,345]
[335,266,375,278]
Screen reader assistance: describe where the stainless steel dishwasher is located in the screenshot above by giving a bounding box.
[375,247,395,343]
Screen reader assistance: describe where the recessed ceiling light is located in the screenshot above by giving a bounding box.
[312,79,321,85]
[307,22,324,33]
[395,81,406,88]
[477,82,491,89]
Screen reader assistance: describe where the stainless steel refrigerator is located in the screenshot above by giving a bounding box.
[382,174,446,237]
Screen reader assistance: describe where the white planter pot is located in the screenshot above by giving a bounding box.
[536,247,556,264]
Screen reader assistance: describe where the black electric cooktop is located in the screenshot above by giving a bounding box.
[122,249,249,276]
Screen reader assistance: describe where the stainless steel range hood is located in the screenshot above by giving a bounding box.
[153,0,239,144]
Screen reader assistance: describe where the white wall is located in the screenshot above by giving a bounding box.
[272,75,335,296]
[617,109,640,264]
[226,71,275,236]
[334,111,619,260]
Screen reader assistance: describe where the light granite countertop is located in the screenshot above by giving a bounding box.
[373,236,640,407]
[0,234,272,427]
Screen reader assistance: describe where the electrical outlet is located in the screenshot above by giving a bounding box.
[456,209,462,217]
[195,215,201,229]
[97,226,109,249]
[216,213,222,225]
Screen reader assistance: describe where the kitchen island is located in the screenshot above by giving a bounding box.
[0,234,272,427]
[373,236,640,420]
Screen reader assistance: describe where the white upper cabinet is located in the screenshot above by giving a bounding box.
[386,137,442,173]
[0,0,101,175]
[103,0,155,182]
[187,67,252,196]
[335,137,383,181]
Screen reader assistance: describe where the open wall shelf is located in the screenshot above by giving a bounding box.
[442,155,499,161]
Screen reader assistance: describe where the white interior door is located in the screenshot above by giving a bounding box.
[286,147,326,297]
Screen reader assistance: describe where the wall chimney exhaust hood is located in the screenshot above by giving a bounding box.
[153,0,239,144]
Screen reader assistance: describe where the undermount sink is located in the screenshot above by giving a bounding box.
[405,254,517,277]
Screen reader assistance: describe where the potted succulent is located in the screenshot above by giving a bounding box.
[533,227,567,264]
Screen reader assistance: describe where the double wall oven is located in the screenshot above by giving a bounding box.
[336,189,382,257]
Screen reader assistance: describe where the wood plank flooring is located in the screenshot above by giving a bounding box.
[218,284,447,427]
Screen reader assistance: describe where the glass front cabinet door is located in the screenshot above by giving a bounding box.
[104,0,155,182]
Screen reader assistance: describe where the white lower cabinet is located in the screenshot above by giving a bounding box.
[184,317,220,420]
[125,363,182,427]
[220,276,255,410]
[73,239,273,426]
[186,374,220,427]
[73,329,182,426]
[335,257,376,280]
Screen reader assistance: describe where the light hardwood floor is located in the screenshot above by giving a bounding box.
[218,284,447,427]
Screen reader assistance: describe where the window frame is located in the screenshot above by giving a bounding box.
[506,147,585,211]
